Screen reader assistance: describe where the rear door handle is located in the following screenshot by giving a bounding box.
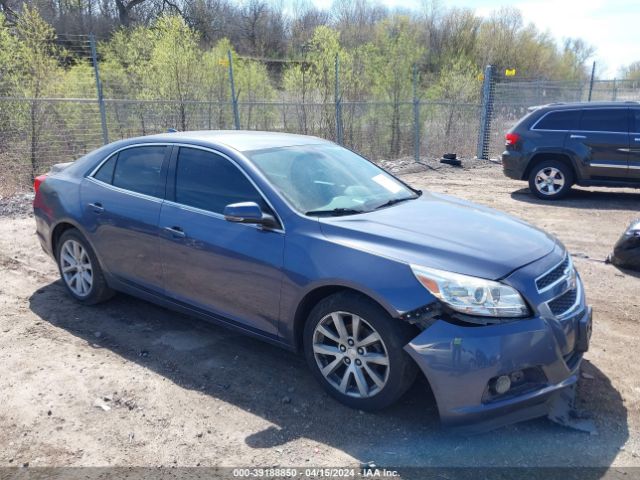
[164,226,186,238]
[634,138,640,142]
[570,134,586,139]
[88,202,104,213]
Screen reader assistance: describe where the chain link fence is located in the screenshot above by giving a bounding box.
[1,32,640,195]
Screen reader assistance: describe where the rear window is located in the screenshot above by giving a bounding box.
[93,156,116,184]
[112,146,167,197]
[533,110,580,130]
[579,109,628,133]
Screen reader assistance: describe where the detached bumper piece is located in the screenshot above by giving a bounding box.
[404,307,593,434]
[608,218,640,272]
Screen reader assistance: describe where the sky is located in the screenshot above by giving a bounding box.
[308,0,640,77]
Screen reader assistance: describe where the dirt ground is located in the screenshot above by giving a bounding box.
[1,162,639,471]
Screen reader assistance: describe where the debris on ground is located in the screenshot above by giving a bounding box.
[93,398,111,412]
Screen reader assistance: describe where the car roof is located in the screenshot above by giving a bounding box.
[530,101,640,112]
[137,130,331,152]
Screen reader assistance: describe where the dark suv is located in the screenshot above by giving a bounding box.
[502,101,640,199]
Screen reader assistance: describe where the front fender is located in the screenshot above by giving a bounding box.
[278,222,435,344]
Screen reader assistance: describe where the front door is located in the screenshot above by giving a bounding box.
[158,146,284,335]
[565,108,629,179]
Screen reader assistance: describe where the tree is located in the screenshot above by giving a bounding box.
[114,0,149,26]
[620,61,640,81]
[366,16,425,156]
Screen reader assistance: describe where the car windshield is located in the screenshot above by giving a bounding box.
[246,144,419,215]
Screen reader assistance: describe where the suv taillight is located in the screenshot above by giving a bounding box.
[505,132,520,146]
[33,174,47,194]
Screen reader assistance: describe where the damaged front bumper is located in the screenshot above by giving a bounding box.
[404,303,592,433]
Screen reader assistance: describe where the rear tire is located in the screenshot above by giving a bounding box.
[303,292,418,411]
[56,229,114,305]
[528,159,574,200]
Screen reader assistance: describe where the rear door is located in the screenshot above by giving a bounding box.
[629,108,640,180]
[80,144,170,293]
[565,108,630,179]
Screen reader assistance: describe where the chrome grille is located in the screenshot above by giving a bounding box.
[548,288,578,316]
[536,255,570,291]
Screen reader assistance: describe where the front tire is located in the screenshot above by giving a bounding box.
[528,159,574,200]
[303,292,418,411]
[56,229,114,305]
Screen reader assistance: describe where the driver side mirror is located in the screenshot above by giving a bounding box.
[223,202,279,229]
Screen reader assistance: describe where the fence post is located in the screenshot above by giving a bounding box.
[413,64,420,162]
[334,53,343,145]
[588,61,596,102]
[89,33,108,145]
[476,65,494,160]
[227,49,240,130]
[612,78,617,101]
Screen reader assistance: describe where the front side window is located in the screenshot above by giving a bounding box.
[175,147,266,214]
[110,146,167,197]
[579,109,628,133]
[246,144,418,215]
[533,110,580,131]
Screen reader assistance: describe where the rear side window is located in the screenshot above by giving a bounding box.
[93,156,116,184]
[112,146,167,197]
[533,110,580,130]
[175,147,266,214]
[579,109,628,133]
[631,109,640,132]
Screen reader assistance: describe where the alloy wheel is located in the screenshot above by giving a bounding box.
[60,239,93,297]
[534,167,565,196]
[312,311,390,398]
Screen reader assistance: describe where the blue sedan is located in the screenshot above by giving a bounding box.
[33,131,592,431]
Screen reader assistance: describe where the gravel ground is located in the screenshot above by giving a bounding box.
[0,162,639,471]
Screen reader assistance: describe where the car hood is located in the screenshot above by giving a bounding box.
[318,192,558,280]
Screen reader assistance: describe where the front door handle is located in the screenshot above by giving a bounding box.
[570,134,586,139]
[164,226,186,238]
[634,138,640,142]
[88,202,104,213]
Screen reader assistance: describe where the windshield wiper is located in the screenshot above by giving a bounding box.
[370,196,417,211]
[305,207,365,217]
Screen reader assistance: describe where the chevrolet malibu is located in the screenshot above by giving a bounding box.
[33,131,592,431]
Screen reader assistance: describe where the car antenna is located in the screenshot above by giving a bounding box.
[167,128,178,133]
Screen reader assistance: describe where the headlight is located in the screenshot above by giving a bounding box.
[411,265,529,318]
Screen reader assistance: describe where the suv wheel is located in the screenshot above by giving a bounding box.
[528,160,573,200]
[57,229,114,305]
[303,292,418,411]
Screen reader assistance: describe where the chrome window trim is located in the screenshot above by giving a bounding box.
[530,108,580,132]
[88,142,171,179]
[86,141,286,233]
[530,107,630,134]
[86,176,164,204]
[161,199,285,234]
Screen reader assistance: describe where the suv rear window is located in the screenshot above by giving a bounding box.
[579,109,628,133]
[533,110,580,130]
